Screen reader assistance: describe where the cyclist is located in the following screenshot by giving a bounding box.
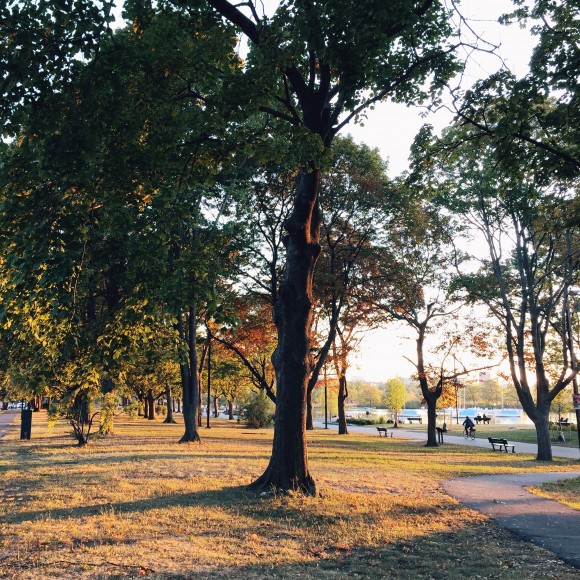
[462,415,475,437]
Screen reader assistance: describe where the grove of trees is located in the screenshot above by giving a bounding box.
[0,0,577,489]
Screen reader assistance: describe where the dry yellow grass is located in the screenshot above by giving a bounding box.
[528,476,580,510]
[0,412,578,579]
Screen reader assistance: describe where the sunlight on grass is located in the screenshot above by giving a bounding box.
[0,412,579,578]
[527,477,580,510]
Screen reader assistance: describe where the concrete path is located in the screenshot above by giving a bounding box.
[313,420,580,459]
[444,472,580,569]
[0,409,19,438]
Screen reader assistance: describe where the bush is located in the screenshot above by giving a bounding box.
[48,390,97,446]
[99,392,119,436]
[123,401,141,418]
[155,405,167,417]
[240,391,274,428]
[347,418,378,426]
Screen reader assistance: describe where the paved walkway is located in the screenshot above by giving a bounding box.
[444,472,580,569]
[0,408,19,438]
[314,420,580,459]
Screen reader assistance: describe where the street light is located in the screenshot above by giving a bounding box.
[206,334,211,429]
[565,285,579,453]
[323,365,329,429]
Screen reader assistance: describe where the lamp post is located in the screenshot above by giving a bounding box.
[324,365,328,429]
[206,334,211,429]
[566,286,580,453]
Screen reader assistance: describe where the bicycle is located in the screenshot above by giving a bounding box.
[464,426,476,440]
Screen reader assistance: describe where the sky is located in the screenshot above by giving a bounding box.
[343,0,537,381]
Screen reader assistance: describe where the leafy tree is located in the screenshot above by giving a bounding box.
[370,192,496,445]
[224,136,388,434]
[384,377,407,425]
[304,137,388,432]
[212,296,279,403]
[202,0,461,493]
[552,387,574,422]
[208,342,253,420]
[455,1,579,179]
[0,6,245,444]
[348,382,383,408]
[423,125,579,460]
[480,378,503,409]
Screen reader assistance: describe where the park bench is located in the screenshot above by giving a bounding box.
[407,417,423,424]
[488,437,515,453]
[376,427,388,437]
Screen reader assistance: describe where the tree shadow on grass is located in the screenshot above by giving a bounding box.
[1,477,466,527]
[1,485,254,524]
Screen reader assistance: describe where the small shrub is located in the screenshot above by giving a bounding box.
[99,392,119,436]
[240,391,274,428]
[123,401,141,418]
[48,390,97,446]
[155,405,167,416]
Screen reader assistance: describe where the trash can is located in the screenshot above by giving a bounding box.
[20,409,32,440]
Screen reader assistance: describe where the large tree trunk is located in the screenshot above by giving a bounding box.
[146,389,155,420]
[417,329,440,447]
[164,384,176,424]
[213,395,219,418]
[178,304,201,443]
[228,399,234,420]
[248,168,321,495]
[533,412,552,461]
[425,393,438,447]
[517,383,553,461]
[337,374,348,435]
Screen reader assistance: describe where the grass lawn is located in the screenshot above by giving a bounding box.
[528,477,580,510]
[1,412,579,579]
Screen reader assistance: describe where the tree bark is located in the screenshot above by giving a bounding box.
[416,328,440,447]
[228,399,234,420]
[164,383,177,424]
[425,393,438,446]
[533,411,552,461]
[178,304,202,443]
[517,382,553,461]
[146,389,155,420]
[248,168,321,495]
